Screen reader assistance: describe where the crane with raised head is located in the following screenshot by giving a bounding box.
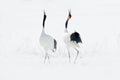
[64,10,82,63]
[40,11,57,63]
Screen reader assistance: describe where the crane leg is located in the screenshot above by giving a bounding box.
[44,52,50,63]
[44,52,47,63]
[47,54,50,64]
[67,47,71,62]
[74,48,79,63]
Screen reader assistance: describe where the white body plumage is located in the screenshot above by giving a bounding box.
[64,33,80,49]
[40,29,56,52]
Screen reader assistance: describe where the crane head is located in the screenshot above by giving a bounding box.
[68,10,72,19]
[43,10,47,18]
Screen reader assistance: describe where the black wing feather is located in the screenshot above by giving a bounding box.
[70,32,82,43]
[54,39,57,49]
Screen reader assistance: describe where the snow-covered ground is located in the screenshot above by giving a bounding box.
[0,0,120,80]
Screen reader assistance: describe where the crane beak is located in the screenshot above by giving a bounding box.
[43,10,47,18]
[43,10,46,16]
[44,11,46,15]
[68,10,72,19]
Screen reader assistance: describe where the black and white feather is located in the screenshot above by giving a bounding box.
[64,10,82,63]
[70,32,82,43]
[39,11,57,63]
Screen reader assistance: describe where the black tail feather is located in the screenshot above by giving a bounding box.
[54,39,57,49]
[70,32,82,43]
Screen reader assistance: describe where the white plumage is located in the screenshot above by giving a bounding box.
[40,30,56,51]
[64,33,80,48]
[39,11,57,63]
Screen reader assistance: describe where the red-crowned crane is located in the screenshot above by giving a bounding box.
[39,11,57,63]
[64,10,82,63]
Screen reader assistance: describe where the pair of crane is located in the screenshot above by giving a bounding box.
[40,10,82,63]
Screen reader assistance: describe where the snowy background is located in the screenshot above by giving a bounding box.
[0,0,120,80]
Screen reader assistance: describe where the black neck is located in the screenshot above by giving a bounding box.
[65,18,69,29]
[43,14,46,28]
